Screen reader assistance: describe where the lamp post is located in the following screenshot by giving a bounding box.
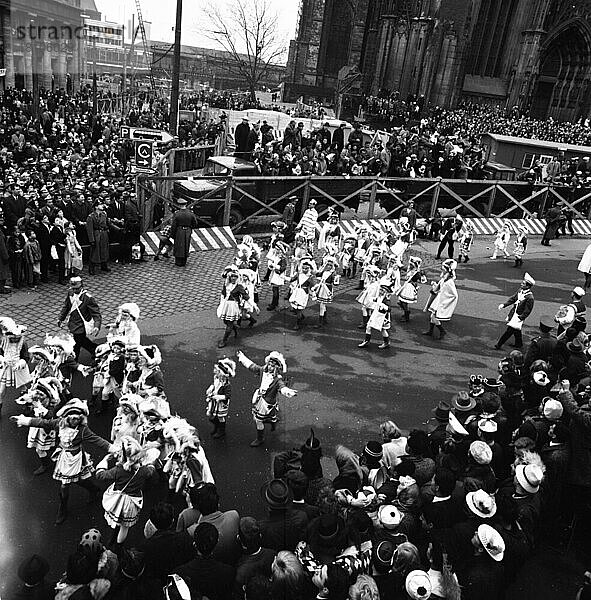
[91,34,97,115]
[169,0,183,135]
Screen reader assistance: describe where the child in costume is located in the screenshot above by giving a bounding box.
[42,333,92,387]
[122,345,165,397]
[110,393,143,444]
[457,221,474,263]
[491,222,511,259]
[358,278,393,350]
[311,255,339,329]
[397,256,427,322]
[137,396,170,466]
[107,303,141,347]
[217,265,249,348]
[205,357,236,439]
[64,222,83,277]
[238,268,259,328]
[236,350,297,447]
[318,208,342,255]
[289,257,317,331]
[513,226,528,267]
[96,435,155,544]
[11,398,114,524]
[339,234,357,279]
[262,221,287,281]
[353,227,371,284]
[267,241,289,311]
[0,316,31,417]
[424,259,459,340]
[384,252,402,295]
[356,265,382,330]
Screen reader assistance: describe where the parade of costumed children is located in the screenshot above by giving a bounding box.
[491,222,512,259]
[267,241,289,311]
[514,225,528,267]
[289,256,318,331]
[397,256,428,322]
[216,265,250,348]
[424,258,459,340]
[0,316,32,416]
[356,265,383,330]
[358,277,394,350]
[458,220,475,263]
[205,357,236,439]
[311,255,340,328]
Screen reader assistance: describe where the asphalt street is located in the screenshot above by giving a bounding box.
[0,234,589,597]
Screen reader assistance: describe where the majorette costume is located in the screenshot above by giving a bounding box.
[356,265,382,330]
[491,223,511,259]
[12,398,113,525]
[267,241,289,311]
[397,256,427,322]
[0,316,31,415]
[92,338,126,415]
[217,265,250,348]
[457,221,474,263]
[311,256,339,328]
[32,333,88,387]
[495,272,535,351]
[389,220,413,262]
[137,396,171,465]
[15,376,63,475]
[318,209,343,255]
[353,227,371,281]
[236,234,261,304]
[263,221,287,281]
[110,393,143,445]
[339,234,357,279]
[424,259,459,340]
[238,268,259,327]
[122,345,165,397]
[384,253,402,296]
[290,234,309,279]
[289,257,317,330]
[513,226,528,267]
[96,436,155,543]
[358,277,393,350]
[237,350,297,447]
[107,303,141,347]
[205,358,236,439]
[297,199,319,251]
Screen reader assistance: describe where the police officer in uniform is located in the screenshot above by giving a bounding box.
[170,198,198,266]
[523,315,558,374]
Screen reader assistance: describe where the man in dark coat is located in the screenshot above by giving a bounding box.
[58,275,102,359]
[495,273,535,350]
[50,217,67,285]
[0,213,11,293]
[3,187,27,228]
[541,203,562,246]
[333,123,346,153]
[67,193,92,246]
[170,198,198,266]
[234,117,251,157]
[35,214,53,283]
[523,315,558,372]
[121,191,144,263]
[86,203,111,275]
[348,122,364,152]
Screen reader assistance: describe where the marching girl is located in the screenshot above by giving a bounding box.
[390,220,412,261]
[457,221,474,263]
[122,345,165,397]
[107,303,141,347]
[353,227,371,286]
[41,333,90,386]
[384,252,403,295]
[205,357,236,439]
[15,377,62,475]
[358,278,393,350]
[424,259,459,340]
[339,234,357,279]
[236,349,298,447]
[238,268,259,328]
[110,393,143,445]
[11,398,114,525]
[0,316,32,417]
[290,233,309,278]
[28,344,58,383]
[397,256,427,322]
[289,257,317,331]
[311,256,339,329]
[137,397,170,466]
[491,222,511,259]
[99,338,126,411]
[64,222,83,277]
[96,435,155,545]
[513,225,528,267]
[235,234,261,269]
[217,265,249,348]
[356,265,382,330]
[262,221,287,281]
[318,209,343,255]
[267,241,289,311]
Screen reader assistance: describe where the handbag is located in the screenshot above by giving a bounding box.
[50,245,58,260]
[76,306,94,336]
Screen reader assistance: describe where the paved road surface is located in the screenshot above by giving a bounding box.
[0,235,589,597]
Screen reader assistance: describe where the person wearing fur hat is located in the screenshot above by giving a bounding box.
[12,398,115,524]
[457,220,474,263]
[491,222,511,259]
[111,393,143,444]
[95,435,156,544]
[424,259,458,340]
[397,257,427,323]
[16,377,63,475]
[267,241,289,311]
[495,273,535,351]
[122,345,164,397]
[0,316,31,417]
[311,255,339,329]
[205,358,236,439]
[288,257,317,331]
[107,303,141,347]
[217,265,250,347]
[513,226,528,267]
[356,264,382,330]
[237,349,297,447]
[358,278,393,350]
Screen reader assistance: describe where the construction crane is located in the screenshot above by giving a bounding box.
[133,0,156,96]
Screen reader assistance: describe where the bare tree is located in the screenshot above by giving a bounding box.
[202,0,286,101]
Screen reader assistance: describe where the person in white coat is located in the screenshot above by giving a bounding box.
[424,259,459,340]
[577,242,591,289]
[491,223,511,259]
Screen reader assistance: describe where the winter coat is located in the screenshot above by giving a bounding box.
[557,391,591,487]
[86,211,110,263]
[170,209,198,258]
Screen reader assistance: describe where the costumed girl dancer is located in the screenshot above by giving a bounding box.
[0,316,31,417]
[311,256,339,329]
[110,393,143,444]
[267,241,289,311]
[205,357,236,439]
[491,222,511,259]
[11,398,114,524]
[354,227,371,288]
[107,303,141,347]
[457,221,474,263]
[96,435,155,544]
[424,259,459,340]
[358,278,393,350]
[339,234,357,279]
[122,345,165,397]
[262,221,287,282]
[318,208,342,255]
[236,350,297,447]
[513,226,528,267]
[356,265,382,330]
[238,268,259,328]
[217,265,249,348]
[397,256,427,322]
[289,257,317,331]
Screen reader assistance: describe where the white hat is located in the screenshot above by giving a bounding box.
[378,504,403,529]
[543,398,563,420]
[477,524,505,562]
[405,570,432,599]
[573,286,586,297]
[265,351,287,373]
[56,398,89,418]
[469,440,493,465]
[523,272,535,286]
[533,371,550,386]
[216,357,237,378]
[118,302,140,320]
[478,418,498,434]
[466,489,497,518]
[447,412,469,437]
[515,464,543,494]
[0,316,26,335]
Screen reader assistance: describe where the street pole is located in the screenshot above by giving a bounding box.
[122,24,127,113]
[169,0,183,135]
[92,36,97,115]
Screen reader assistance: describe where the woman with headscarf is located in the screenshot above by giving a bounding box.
[424,259,459,340]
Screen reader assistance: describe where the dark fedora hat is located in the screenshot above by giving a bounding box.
[261,479,291,509]
[432,400,451,421]
[452,391,476,412]
[18,554,49,585]
[317,514,344,542]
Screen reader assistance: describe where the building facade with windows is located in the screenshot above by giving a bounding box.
[285,0,591,122]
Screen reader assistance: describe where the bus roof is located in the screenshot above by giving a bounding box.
[482,133,591,154]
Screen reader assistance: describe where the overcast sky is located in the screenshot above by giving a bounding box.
[95,0,299,59]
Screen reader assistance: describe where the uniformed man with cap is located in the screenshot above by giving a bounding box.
[170,198,198,266]
[523,314,558,373]
[495,273,535,350]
